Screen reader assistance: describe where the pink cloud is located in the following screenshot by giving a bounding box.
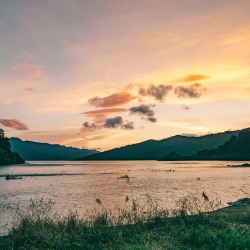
[11,63,43,79]
[0,119,29,130]
[82,108,128,117]
[28,69,43,78]
[25,88,36,91]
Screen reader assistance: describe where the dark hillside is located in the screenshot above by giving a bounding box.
[76,129,242,160]
[160,130,250,161]
[9,138,98,160]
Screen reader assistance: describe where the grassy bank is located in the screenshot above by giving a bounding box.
[1,176,250,249]
[1,196,250,249]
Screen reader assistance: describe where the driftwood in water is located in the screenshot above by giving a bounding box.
[6,174,23,180]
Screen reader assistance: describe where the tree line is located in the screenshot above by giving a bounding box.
[159,130,250,161]
[0,128,24,165]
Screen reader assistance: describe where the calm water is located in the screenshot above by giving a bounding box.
[0,160,250,235]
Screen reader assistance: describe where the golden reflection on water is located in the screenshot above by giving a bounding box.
[0,160,250,235]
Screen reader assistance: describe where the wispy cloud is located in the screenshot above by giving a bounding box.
[81,108,129,130]
[174,83,206,98]
[104,116,135,130]
[83,133,113,141]
[79,122,99,133]
[88,92,137,107]
[180,75,211,83]
[122,82,143,92]
[138,84,172,101]
[25,88,36,91]
[104,116,123,128]
[82,108,128,117]
[11,51,43,78]
[123,76,208,102]
[80,115,135,133]
[12,63,43,79]
[129,104,157,123]
[0,119,29,130]
[28,69,43,78]
[122,121,135,130]
[181,104,190,110]
[83,122,96,129]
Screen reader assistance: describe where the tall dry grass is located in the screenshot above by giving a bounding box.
[1,175,250,249]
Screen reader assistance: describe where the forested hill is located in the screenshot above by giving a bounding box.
[9,138,99,160]
[0,129,24,165]
[160,130,250,161]
[76,129,243,161]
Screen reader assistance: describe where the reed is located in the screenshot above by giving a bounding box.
[1,178,250,249]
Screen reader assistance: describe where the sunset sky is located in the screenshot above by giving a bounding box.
[0,0,250,151]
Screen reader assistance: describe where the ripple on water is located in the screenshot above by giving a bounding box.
[0,160,250,235]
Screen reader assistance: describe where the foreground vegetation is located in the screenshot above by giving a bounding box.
[1,190,250,250]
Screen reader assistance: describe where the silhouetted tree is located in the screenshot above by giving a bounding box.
[0,128,4,138]
[0,128,24,165]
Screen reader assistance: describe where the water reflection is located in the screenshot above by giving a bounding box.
[0,160,249,235]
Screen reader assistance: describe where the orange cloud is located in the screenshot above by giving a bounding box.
[93,116,106,125]
[82,108,128,117]
[181,75,211,83]
[0,119,29,130]
[88,92,137,107]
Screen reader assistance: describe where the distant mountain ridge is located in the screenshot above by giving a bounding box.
[9,138,98,160]
[160,130,250,161]
[76,129,247,161]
